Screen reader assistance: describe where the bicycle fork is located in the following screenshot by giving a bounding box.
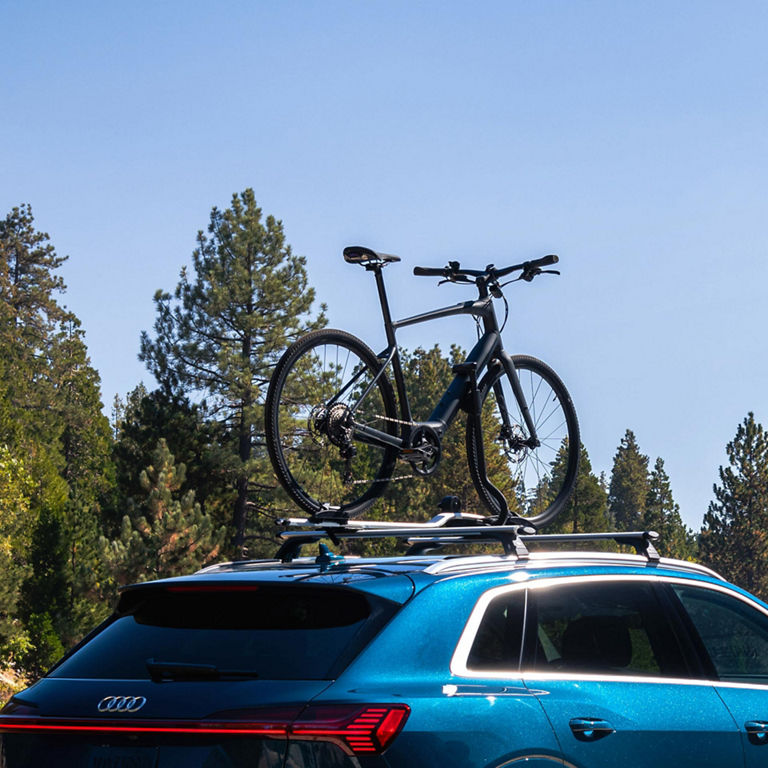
[465,353,541,526]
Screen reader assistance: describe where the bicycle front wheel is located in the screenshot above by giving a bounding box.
[265,329,399,518]
[466,354,579,528]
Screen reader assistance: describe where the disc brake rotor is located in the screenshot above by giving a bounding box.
[499,424,528,464]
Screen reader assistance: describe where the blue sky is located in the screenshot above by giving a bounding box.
[3,1,767,529]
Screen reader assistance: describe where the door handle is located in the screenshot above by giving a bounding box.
[745,721,768,746]
[569,718,615,742]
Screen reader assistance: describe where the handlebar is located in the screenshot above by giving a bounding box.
[413,254,559,283]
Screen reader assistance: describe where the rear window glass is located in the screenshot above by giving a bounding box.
[466,590,526,671]
[526,580,690,677]
[50,585,396,681]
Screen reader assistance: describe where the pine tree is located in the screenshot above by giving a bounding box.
[547,443,611,534]
[0,204,72,509]
[0,203,115,667]
[644,457,696,560]
[110,386,225,536]
[700,413,768,598]
[52,317,114,637]
[608,429,649,530]
[103,439,226,584]
[140,190,325,554]
[18,508,69,675]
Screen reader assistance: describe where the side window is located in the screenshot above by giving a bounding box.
[526,580,690,677]
[673,584,768,685]
[466,589,526,671]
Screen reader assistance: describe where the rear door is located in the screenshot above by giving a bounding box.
[670,581,768,768]
[521,576,742,768]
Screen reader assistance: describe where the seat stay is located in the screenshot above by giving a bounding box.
[337,343,398,416]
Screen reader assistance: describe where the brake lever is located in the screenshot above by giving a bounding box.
[522,267,560,282]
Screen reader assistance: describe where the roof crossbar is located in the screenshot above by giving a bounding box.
[521,531,661,562]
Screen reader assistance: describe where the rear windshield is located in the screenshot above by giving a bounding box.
[50,585,396,681]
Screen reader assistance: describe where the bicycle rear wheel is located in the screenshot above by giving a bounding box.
[466,354,579,528]
[265,329,399,518]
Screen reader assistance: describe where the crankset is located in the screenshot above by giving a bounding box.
[402,425,442,476]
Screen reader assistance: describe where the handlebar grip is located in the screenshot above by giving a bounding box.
[413,266,448,277]
[536,254,559,267]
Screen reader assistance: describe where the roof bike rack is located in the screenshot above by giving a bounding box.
[275,501,534,562]
[274,498,661,564]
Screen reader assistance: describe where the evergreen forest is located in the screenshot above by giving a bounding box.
[0,191,764,699]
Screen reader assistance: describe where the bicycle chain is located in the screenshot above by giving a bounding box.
[372,413,418,427]
[349,473,417,485]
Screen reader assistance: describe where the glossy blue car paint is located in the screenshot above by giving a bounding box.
[4,548,768,767]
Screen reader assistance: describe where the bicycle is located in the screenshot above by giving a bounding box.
[265,246,579,528]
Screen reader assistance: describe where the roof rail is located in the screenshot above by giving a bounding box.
[274,513,661,563]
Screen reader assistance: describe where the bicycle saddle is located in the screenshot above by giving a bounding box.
[343,246,401,265]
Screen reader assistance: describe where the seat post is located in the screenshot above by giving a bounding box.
[369,264,397,347]
[368,263,412,424]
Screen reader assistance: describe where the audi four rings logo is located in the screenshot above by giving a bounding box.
[97,695,147,713]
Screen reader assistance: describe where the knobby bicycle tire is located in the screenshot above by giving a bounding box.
[265,329,399,518]
[466,354,580,528]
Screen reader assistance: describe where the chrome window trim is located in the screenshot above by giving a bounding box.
[450,573,768,687]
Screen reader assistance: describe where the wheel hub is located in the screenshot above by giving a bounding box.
[499,424,528,463]
[326,403,354,447]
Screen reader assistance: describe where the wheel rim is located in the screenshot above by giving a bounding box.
[482,363,576,522]
[272,339,396,513]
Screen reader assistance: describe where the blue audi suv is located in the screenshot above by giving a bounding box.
[2,514,768,767]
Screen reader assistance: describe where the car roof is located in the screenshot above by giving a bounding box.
[173,548,724,588]
[121,514,728,601]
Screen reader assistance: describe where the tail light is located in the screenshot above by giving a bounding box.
[292,704,410,754]
[0,702,409,756]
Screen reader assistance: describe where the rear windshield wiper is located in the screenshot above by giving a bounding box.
[146,659,259,682]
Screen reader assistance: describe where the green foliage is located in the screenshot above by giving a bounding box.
[547,443,611,535]
[140,190,325,553]
[110,386,228,535]
[103,439,227,584]
[22,612,64,678]
[644,457,696,560]
[0,203,115,675]
[608,429,649,530]
[700,413,768,598]
[18,508,69,673]
[0,446,32,658]
[0,663,30,705]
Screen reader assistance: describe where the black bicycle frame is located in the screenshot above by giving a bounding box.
[347,264,539,451]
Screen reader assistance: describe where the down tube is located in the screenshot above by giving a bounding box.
[429,332,499,430]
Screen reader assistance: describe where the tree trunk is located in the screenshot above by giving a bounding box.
[232,332,253,552]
